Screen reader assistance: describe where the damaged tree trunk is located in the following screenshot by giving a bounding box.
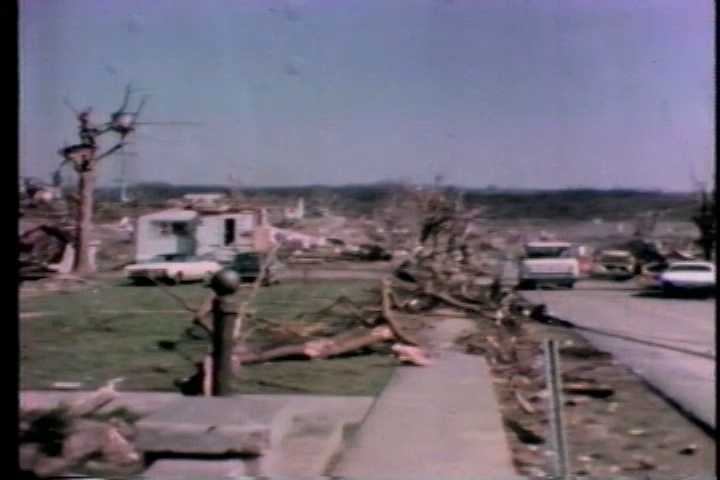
[73,169,96,274]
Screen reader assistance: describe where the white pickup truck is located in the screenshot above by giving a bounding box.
[517,241,580,289]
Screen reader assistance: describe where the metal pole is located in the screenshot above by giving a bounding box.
[209,270,240,396]
[544,339,570,479]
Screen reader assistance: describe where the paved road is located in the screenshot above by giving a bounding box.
[521,279,716,430]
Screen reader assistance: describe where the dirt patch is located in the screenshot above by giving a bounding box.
[457,317,715,479]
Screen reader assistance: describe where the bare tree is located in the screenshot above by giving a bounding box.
[59,139,124,273]
[58,88,141,273]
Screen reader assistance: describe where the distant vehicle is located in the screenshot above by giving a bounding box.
[591,250,637,280]
[125,254,222,284]
[228,252,282,284]
[517,241,579,289]
[657,261,715,296]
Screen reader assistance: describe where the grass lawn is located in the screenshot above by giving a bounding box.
[20,277,395,396]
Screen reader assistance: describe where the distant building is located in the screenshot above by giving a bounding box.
[183,193,227,206]
[134,206,264,262]
[253,225,326,253]
[264,198,306,224]
[283,198,305,220]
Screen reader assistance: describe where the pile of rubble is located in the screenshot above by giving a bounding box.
[19,381,143,478]
[19,224,75,281]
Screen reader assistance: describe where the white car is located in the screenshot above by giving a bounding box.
[125,254,223,285]
[518,241,580,289]
[591,249,637,279]
[658,261,716,295]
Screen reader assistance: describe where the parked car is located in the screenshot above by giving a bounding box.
[657,261,715,296]
[125,254,223,284]
[591,249,637,280]
[517,241,580,289]
[227,252,282,284]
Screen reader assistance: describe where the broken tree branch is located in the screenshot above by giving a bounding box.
[60,378,123,417]
[381,278,419,346]
[514,390,537,414]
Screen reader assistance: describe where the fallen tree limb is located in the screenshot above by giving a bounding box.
[234,326,394,365]
[60,378,123,417]
[391,344,433,366]
[422,287,497,320]
[514,390,536,414]
[381,278,419,346]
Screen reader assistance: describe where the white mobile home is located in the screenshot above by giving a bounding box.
[134,208,263,262]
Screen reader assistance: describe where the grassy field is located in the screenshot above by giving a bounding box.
[20,277,395,395]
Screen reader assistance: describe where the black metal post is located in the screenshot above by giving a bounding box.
[209,270,240,396]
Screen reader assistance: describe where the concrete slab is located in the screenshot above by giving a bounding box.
[20,391,181,416]
[142,459,247,479]
[331,319,519,480]
[135,397,280,456]
[133,394,372,477]
[255,395,373,476]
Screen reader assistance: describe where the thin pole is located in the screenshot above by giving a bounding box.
[544,339,570,479]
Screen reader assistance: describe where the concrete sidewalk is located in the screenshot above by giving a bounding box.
[330,319,520,479]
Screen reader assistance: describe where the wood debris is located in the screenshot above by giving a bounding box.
[19,379,142,478]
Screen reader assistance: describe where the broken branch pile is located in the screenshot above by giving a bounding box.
[232,278,420,366]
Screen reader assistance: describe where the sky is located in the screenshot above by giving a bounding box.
[20,0,714,190]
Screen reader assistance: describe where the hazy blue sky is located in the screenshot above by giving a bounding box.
[20,0,714,190]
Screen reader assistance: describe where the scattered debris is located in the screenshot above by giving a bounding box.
[514,390,536,414]
[503,418,545,445]
[19,224,75,281]
[19,379,143,478]
[559,345,612,360]
[563,383,614,399]
[391,344,433,366]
